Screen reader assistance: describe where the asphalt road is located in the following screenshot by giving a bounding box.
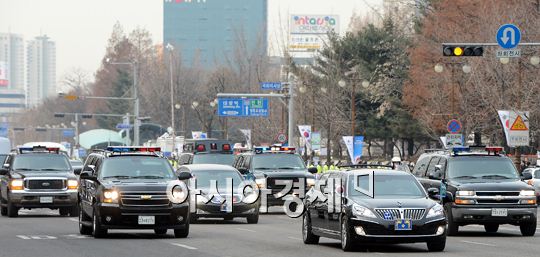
[0,209,539,257]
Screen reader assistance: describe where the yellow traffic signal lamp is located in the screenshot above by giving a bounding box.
[443,45,483,57]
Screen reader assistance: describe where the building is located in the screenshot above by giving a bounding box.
[163,0,267,67]
[0,33,26,114]
[27,35,56,107]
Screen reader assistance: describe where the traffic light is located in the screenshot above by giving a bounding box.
[442,45,483,57]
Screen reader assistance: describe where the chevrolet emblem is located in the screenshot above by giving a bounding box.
[494,195,503,201]
[140,195,152,200]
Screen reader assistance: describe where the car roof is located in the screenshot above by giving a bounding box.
[182,164,239,172]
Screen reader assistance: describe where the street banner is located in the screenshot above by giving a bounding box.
[353,136,364,164]
[498,110,530,147]
[298,125,312,149]
[311,132,321,151]
[191,131,207,139]
[239,129,252,149]
[342,136,354,164]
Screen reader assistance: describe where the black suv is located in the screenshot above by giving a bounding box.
[178,139,234,166]
[233,146,317,208]
[413,146,537,236]
[0,146,78,217]
[78,146,192,238]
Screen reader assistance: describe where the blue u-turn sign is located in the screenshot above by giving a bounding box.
[496,24,521,49]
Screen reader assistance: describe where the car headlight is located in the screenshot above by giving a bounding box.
[103,190,119,203]
[306,178,315,187]
[519,190,535,197]
[10,179,24,190]
[67,179,78,190]
[426,204,444,219]
[352,203,376,218]
[255,178,266,189]
[172,185,188,203]
[456,190,475,197]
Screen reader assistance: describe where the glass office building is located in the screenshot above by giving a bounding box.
[163,0,267,67]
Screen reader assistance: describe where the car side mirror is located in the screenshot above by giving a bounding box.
[237,168,250,175]
[0,168,8,176]
[427,188,440,199]
[177,171,193,180]
[522,173,533,180]
[73,167,82,175]
[307,167,318,174]
[79,171,96,181]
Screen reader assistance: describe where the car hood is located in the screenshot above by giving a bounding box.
[449,179,533,191]
[12,170,76,180]
[254,170,314,179]
[352,197,434,209]
[102,179,173,191]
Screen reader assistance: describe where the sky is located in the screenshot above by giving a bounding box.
[0,0,382,85]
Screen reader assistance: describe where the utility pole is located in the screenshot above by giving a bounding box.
[133,62,140,146]
[288,80,295,147]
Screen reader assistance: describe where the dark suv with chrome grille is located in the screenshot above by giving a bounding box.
[0,146,78,217]
[78,147,192,238]
[413,147,537,236]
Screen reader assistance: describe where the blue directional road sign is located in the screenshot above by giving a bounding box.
[218,98,269,117]
[116,123,133,130]
[260,82,282,90]
[497,24,521,49]
[62,129,75,138]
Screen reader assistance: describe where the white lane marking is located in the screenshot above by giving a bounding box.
[461,240,496,247]
[69,218,78,222]
[287,236,302,240]
[170,243,198,250]
[16,235,31,240]
[235,228,256,233]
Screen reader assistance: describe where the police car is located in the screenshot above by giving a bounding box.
[178,139,235,166]
[78,146,192,238]
[413,146,537,236]
[233,146,317,209]
[0,146,78,217]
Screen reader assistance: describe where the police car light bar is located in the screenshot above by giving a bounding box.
[451,146,470,155]
[254,146,296,154]
[196,144,206,152]
[106,146,161,152]
[18,146,60,154]
[485,146,504,154]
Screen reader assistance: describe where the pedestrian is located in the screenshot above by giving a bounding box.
[323,162,329,173]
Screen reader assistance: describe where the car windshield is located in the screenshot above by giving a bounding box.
[192,170,243,189]
[192,154,235,166]
[348,174,426,199]
[12,154,71,171]
[100,156,175,179]
[70,160,83,166]
[448,157,519,180]
[252,154,306,170]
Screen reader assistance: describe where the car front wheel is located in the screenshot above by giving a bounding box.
[341,217,354,252]
[79,203,92,235]
[520,219,537,236]
[302,212,319,244]
[92,208,107,238]
[444,203,458,236]
[426,236,446,252]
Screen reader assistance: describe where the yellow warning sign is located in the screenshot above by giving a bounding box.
[510,115,528,131]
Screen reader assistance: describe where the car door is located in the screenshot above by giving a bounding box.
[80,155,98,216]
[0,154,13,201]
[327,173,345,233]
[309,173,330,230]
[413,155,431,189]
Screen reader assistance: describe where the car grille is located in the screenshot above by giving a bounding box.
[476,191,520,197]
[266,177,302,191]
[121,192,170,207]
[375,208,426,220]
[26,179,65,190]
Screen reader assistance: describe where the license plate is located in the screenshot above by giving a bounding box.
[39,197,53,203]
[491,208,508,217]
[138,216,155,225]
[220,204,232,212]
[395,219,412,231]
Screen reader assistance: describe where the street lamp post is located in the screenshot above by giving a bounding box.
[166,43,176,154]
[105,59,140,145]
